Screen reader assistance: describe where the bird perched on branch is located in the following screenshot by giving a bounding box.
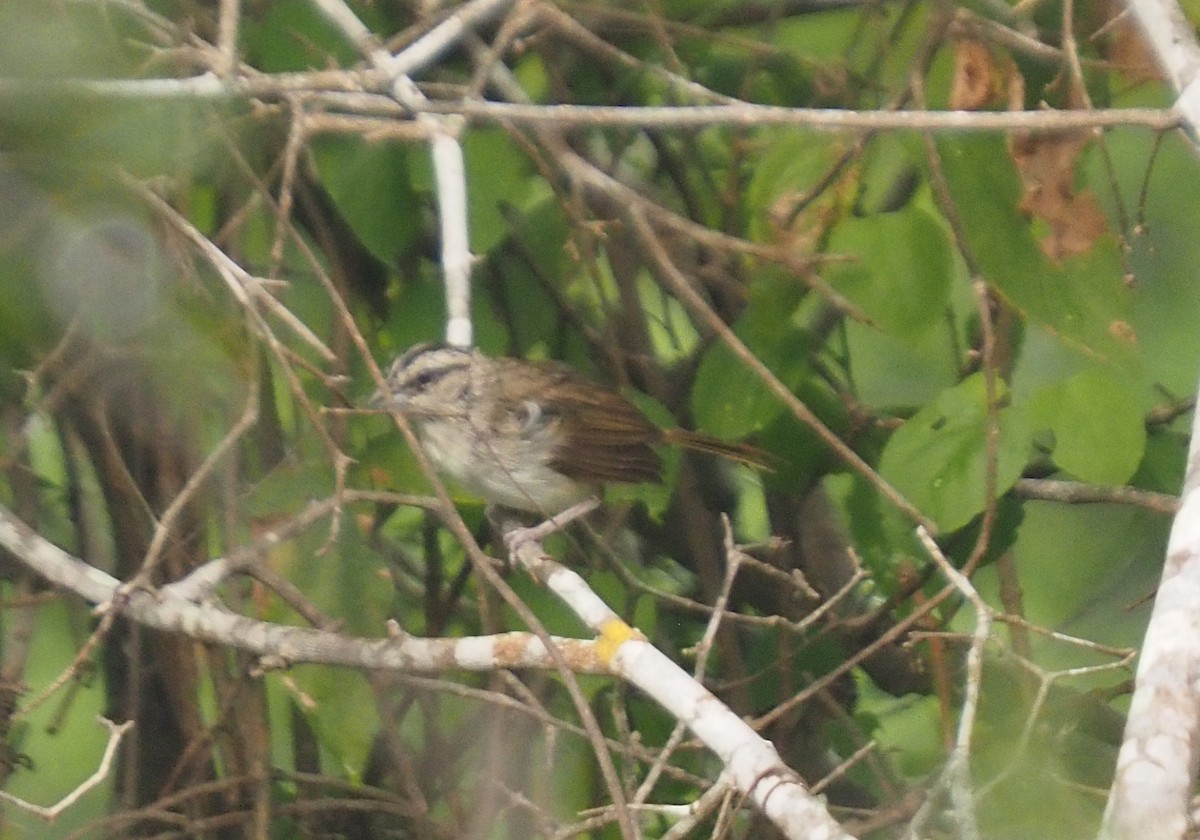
[370,343,765,514]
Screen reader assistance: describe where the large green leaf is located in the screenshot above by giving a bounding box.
[879,373,1032,532]
[997,501,1162,641]
[287,666,379,778]
[825,204,954,339]
[842,316,961,411]
[691,276,811,438]
[1086,131,1200,394]
[311,136,420,266]
[855,674,944,779]
[462,129,540,254]
[1030,369,1146,485]
[936,134,1133,362]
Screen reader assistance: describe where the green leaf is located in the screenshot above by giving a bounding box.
[857,132,923,215]
[287,666,379,778]
[1086,131,1200,394]
[243,0,361,72]
[855,673,944,778]
[1002,501,1162,639]
[462,129,539,253]
[1030,370,1146,485]
[310,136,419,266]
[744,129,847,242]
[879,374,1032,532]
[842,316,960,410]
[757,376,850,488]
[692,276,810,438]
[826,205,954,339]
[1135,430,1187,495]
[692,341,791,438]
[5,601,107,823]
[936,134,1132,361]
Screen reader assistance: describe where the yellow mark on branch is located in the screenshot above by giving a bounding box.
[595,618,641,663]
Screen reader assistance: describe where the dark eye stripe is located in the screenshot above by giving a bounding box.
[412,369,446,389]
[385,345,475,395]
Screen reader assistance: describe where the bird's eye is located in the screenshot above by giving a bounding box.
[412,370,441,390]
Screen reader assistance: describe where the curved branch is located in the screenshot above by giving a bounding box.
[0,502,607,675]
[504,506,858,840]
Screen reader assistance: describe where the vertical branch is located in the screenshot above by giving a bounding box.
[1126,0,1200,133]
[1101,382,1200,838]
[215,0,240,77]
[429,129,473,348]
[309,0,514,349]
[912,527,988,840]
[1111,63,1200,839]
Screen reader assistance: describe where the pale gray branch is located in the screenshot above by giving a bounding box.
[0,76,1178,133]
[0,501,608,675]
[1127,0,1200,133]
[0,718,132,821]
[503,513,857,840]
[1102,380,1200,839]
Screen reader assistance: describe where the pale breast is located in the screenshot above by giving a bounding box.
[415,416,592,512]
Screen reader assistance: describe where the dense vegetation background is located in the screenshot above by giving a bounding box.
[0,0,1193,838]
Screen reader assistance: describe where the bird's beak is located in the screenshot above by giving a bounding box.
[367,388,398,411]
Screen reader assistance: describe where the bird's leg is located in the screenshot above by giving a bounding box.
[500,498,601,573]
